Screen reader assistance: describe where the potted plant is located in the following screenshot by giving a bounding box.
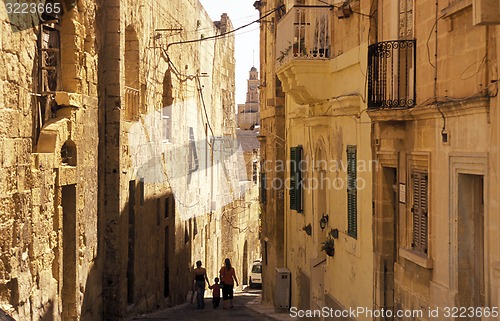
[321,236,335,257]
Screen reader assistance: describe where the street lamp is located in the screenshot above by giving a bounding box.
[319,213,329,231]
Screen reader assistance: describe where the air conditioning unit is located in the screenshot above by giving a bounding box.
[274,268,291,312]
[473,0,500,25]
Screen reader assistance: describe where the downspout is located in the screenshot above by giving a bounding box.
[434,0,438,100]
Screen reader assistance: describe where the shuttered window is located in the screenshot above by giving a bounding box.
[411,171,428,254]
[347,145,357,239]
[260,172,267,204]
[290,145,303,213]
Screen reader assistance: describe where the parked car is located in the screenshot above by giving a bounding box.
[249,260,262,288]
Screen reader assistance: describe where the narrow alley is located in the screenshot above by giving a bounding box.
[2,0,500,321]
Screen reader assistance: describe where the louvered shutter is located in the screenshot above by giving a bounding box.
[347,145,357,238]
[411,171,428,254]
[290,146,303,213]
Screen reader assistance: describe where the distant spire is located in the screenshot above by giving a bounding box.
[253,50,255,67]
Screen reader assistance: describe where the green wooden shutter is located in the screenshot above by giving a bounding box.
[260,172,267,204]
[347,145,357,238]
[290,145,303,213]
[411,171,428,254]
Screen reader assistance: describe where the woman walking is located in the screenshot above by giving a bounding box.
[193,260,210,309]
[219,258,239,309]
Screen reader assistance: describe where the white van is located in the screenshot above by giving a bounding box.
[249,260,262,288]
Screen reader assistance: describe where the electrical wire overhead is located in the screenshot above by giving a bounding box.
[164,5,283,52]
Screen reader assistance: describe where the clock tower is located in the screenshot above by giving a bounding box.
[238,67,260,130]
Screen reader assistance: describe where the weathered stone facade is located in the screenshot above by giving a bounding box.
[0,0,261,320]
[97,0,242,319]
[370,1,500,319]
[257,0,374,318]
[0,1,100,321]
[254,0,286,307]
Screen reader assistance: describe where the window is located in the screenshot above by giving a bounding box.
[260,172,267,204]
[162,105,172,142]
[184,221,189,243]
[253,161,258,184]
[162,70,173,142]
[188,127,199,173]
[193,217,198,238]
[411,171,428,254]
[290,145,303,213]
[347,145,357,238]
[399,0,414,40]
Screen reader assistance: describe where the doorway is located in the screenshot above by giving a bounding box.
[457,174,484,315]
[379,167,397,319]
[310,145,327,312]
[127,180,136,304]
[243,241,248,285]
[164,226,170,298]
[62,184,77,321]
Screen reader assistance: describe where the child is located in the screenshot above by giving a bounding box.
[208,277,221,309]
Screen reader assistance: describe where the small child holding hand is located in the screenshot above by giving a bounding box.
[209,277,221,309]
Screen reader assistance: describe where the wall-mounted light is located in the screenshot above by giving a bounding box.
[319,213,329,231]
[441,127,449,144]
[335,2,352,19]
[302,224,312,236]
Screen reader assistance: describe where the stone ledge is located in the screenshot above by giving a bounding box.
[55,91,83,108]
[399,248,433,269]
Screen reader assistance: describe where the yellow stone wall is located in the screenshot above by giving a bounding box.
[370,1,500,320]
[282,45,374,320]
[98,0,244,318]
[267,0,375,318]
[0,1,100,320]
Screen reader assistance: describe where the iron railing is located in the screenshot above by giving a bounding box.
[367,40,416,109]
[276,6,332,68]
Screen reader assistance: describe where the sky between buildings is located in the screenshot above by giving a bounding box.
[199,0,260,105]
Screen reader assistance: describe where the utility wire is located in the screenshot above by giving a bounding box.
[165,5,282,52]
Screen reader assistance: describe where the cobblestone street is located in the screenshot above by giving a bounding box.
[127,288,296,321]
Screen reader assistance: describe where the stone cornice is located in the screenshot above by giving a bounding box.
[367,96,489,122]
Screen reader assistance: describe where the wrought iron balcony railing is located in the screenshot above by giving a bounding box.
[367,40,416,109]
[276,6,332,68]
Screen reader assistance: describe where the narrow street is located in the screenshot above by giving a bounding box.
[127,289,289,321]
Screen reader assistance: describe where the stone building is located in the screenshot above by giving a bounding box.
[0,1,101,321]
[369,0,500,319]
[0,0,259,320]
[98,0,241,319]
[255,0,374,317]
[237,67,260,130]
[253,0,287,307]
[257,0,500,320]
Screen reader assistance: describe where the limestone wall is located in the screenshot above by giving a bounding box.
[370,1,500,320]
[0,0,251,320]
[97,0,257,319]
[0,1,101,321]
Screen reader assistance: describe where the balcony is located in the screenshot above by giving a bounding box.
[367,40,416,110]
[125,86,140,120]
[275,6,333,105]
